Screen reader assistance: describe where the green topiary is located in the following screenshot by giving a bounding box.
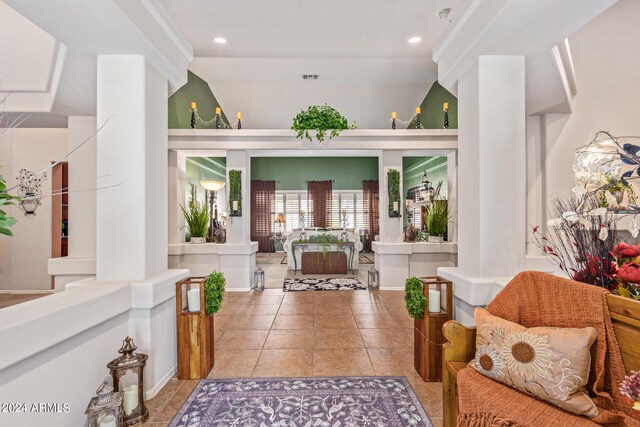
[204,271,226,315]
[404,277,427,319]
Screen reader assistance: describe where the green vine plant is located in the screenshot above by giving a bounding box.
[387,169,401,218]
[204,271,226,315]
[404,277,427,319]
[0,170,18,236]
[229,170,242,217]
[291,104,356,143]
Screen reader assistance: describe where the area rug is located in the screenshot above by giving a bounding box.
[283,277,366,291]
[169,376,432,427]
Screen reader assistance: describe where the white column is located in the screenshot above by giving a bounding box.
[168,150,186,244]
[96,55,168,281]
[68,117,97,258]
[446,151,458,244]
[378,150,403,243]
[457,56,526,277]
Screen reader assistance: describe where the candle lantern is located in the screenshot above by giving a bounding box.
[253,267,265,291]
[368,266,379,290]
[86,379,124,427]
[107,337,149,426]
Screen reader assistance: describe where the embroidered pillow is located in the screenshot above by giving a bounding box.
[470,307,598,417]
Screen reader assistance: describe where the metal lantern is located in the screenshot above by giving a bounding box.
[368,266,380,289]
[107,337,149,426]
[85,379,124,427]
[254,267,265,291]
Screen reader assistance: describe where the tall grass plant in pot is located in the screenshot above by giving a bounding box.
[426,200,450,243]
[181,200,210,243]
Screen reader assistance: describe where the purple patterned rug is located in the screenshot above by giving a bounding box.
[169,376,432,426]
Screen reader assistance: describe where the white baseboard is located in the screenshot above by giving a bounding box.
[0,290,54,294]
[146,364,177,400]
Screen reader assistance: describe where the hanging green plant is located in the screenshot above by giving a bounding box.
[387,169,401,218]
[291,104,356,143]
[0,172,18,237]
[404,277,427,319]
[229,170,242,217]
[204,271,226,315]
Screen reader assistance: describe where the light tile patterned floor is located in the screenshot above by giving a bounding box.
[143,257,443,427]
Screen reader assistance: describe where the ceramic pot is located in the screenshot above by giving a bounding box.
[427,235,444,243]
[190,236,206,244]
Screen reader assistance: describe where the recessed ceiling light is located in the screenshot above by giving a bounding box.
[213,37,227,44]
[408,37,422,44]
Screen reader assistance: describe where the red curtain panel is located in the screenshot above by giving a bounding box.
[251,180,276,252]
[307,180,333,228]
[362,180,379,251]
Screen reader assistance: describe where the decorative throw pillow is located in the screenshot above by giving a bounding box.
[470,308,598,417]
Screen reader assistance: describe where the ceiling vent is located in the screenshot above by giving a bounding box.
[303,74,318,80]
[437,8,452,19]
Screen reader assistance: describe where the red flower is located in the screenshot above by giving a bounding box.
[613,242,640,259]
[617,262,640,284]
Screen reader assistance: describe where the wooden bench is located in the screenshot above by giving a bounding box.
[442,294,640,427]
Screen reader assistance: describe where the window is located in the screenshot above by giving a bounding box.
[273,190,365,233]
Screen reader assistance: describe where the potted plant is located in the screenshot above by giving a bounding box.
[180,200,210,243]
[426,199,450,243]
[291,104,356,144]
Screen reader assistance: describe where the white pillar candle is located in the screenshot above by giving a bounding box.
[187,288,200,312]
[122,384,139,416]
[98,414,116,427]
[232,200,238,211]
[428,289,441,313]
[393,201,399,211]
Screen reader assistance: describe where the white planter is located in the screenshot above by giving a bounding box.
[190,237,206,244]
[427,235,444,243]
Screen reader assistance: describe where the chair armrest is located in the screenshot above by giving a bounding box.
[442,320,476,364]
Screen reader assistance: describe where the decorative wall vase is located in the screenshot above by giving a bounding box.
[387,169,401,218]
[427,235,444,243]
[405,225,418,243]
[229,170,242,217]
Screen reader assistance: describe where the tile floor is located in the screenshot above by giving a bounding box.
[143,287,443,426]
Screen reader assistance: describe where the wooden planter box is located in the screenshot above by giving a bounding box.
[301,251,347,274]
[414,276,453,382]
[176,277,215,380]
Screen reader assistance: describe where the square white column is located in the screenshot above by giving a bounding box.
[378,150,403,243]
[457,55,526,277]
[168,150,187,244]
[96,55,168,280]
[225,150,251,244]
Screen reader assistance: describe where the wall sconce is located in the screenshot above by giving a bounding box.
[17,169,46,216]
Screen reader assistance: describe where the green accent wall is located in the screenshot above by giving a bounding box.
[186,157,227,185]
[408,81,458,129]
[251,157,378,190]
[168,71,229,128]
[403,156,448,226]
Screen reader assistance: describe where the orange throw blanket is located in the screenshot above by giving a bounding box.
[457,271,640,427]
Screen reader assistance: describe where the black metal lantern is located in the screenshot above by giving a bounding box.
[253,267,265,291]
[85,379,124,427]
[107,337,149,426]
[368,266,380,289]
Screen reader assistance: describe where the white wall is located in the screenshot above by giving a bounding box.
[0,128,67,291]
[543,0,640,201]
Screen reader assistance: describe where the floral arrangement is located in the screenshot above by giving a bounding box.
[534,131,640,299]
[619,371,640,412]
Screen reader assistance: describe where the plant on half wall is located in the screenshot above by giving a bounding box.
[0,170,18,236]
[404,277,427,319]
[228,170,242,217]
[426,199,450,242]
[387,169,401,218]
[291,104,356,145]
[204,270,226,315]
[180,200,210,242]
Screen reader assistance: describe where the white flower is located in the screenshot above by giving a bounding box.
[499,332,557,381]
[605,192,618,207]
[571,186,587,198]
[547,218,563,228]
[562,211,579,224]
[599,226,609,241]
[474,345,505,381]
[588,207,608,217]
[630,215,639,238]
